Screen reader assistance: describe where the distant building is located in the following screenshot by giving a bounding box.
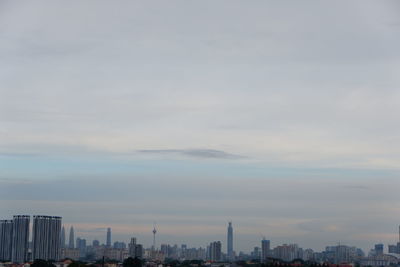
[92,240,100,247]
[32,215,62,261]
[106,228,112,248]
[129,238,137,257]
[69,226,75,249]
[61,248,80,261]
[324,245,358,264]
[135,244,143,259]
[261,239,270,262]
[11,215,30,263]
[251,246,261,260]
[374,244,384,255]
[209,241,221,262]
[113,241,126,249]
[0,220,13,261]
[76,237,87,258]
[227,222,234,261]
[273,244,299,262]
[60,226,66,249]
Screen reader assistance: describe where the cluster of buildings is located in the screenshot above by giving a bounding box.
[60,227,144,262]
[0,215,60,263]
[1,215,400,267]
[0,215,143,264]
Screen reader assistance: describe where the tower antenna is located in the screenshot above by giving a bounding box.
[152,222,157,252]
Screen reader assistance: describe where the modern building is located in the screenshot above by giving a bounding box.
[209,241,221,262]
[251,246,261,260]
[227,222,234,261]
[69,226,75,249]
[76,237,87,258]
[261,239,270,262]
[11,215,30,263]
[61,248,80,261]
[135,244,143,259]
[0,220,13,261]
[60,226,66,249]
[374,244,384,255]
[273,244,299,262]
[106,228,111,248]
[92,240,100,247]
[129,237,137,257]
[32,215,62,261]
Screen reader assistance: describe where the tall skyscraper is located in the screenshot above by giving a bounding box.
[60,226,65,249]
[227,222,233,261]
[69,226,75,249]
[106,228,111,247]
[261,239,270,263]
[11,215,30,263]
[0,220,13,261]
[32,215,62,261]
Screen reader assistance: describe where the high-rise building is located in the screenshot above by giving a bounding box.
[374,244,384,255]
[69,226,75,249]
[11,215,30,263]
[135,244,143,259]
[32,215,62,261]
[129,237,137,257]
[92,240,100,247]
[76,237,87,258]
[0,220,13,261]
[106,228,111,248]
[252,247,261,260]
[227,222,233,261]
[261,239,270,262]
[60,226,65,249]
[209,241,221,262]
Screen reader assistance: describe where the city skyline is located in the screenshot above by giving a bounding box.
[2,215,399,255]
[1,214,400,264]
[1,0,400,256]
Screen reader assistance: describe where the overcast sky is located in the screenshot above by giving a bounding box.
[1,0,400,253]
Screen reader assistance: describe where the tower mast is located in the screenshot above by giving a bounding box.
[152,222,157,251]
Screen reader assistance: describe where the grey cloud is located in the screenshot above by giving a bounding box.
[138,149,243,159]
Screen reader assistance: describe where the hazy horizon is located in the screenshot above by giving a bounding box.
[1,0,400,253]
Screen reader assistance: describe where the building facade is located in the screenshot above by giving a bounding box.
[209,241,221,262]
[32,215,62,261]
[69,226,75,249]
[60,226,65,249]
[11,215,30,263]
[0,220,13,261]
[261,239,270,262]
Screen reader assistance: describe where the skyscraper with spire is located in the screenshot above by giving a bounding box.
[69,226,75,249]
[227,222,233,261]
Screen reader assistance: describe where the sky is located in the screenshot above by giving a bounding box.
[1,0,400,253]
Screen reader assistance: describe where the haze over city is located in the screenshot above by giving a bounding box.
[1,0,400,254]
